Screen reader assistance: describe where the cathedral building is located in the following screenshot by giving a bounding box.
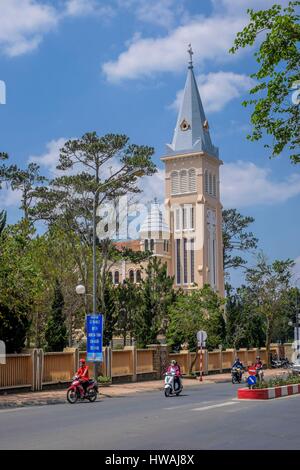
[108,47,224,296]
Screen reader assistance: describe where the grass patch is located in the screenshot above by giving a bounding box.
[254,374,300,389]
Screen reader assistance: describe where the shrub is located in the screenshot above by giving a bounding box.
[97,375,111,384]
[255,374,300,389]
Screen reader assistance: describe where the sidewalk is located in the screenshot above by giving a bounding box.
[0,369,288,409]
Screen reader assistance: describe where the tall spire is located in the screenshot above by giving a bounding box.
[166,45,219,158]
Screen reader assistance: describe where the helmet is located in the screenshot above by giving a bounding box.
[80,358,86,365]
[171,359,177,365]
[256,356,260,360]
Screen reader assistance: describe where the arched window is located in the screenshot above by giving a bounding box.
[136,270,142,283]
[212,175,217,197]
[114,271,119,285]
[144,239,149,251]
[204,170,209,194]
[129,270,134,283]
[171,171,179,195]
[180,170,188,193]
[150,239,154,251]
[188,168,196,192]
[108,271,113,283]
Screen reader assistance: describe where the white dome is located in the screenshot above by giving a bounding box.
[140,202,170,239]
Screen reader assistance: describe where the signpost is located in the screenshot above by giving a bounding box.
[86,314,103,379]
[197,330,207,382]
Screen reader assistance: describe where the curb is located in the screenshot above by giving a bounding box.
[238,384,300,400]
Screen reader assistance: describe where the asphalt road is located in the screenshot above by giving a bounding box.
[0,382,299,450]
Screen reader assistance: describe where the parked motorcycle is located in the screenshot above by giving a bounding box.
[164,372,183,397]
[231,367,243,384]
[272,357,291,369]
[67,376,98,404]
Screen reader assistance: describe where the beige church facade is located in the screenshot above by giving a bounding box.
[108,48,224,297]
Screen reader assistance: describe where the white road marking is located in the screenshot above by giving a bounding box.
[164,400,214,411]
[192,401,237,411]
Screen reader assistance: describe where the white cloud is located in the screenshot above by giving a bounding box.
[0,186,22,209]
[65,0,114,18]
[102,13,246,81]
[139,168,165,204]
[101,0,293,82]
[0,0,59,57]
[0,0,114,57]
[211,0,290,15]
[221,161,300,208]
[134,0,188,30]
[29,137,68,175]
[171,71,254,113]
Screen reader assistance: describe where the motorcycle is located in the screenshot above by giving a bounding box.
[231,367,243,384]
[271,356,291,369]
[67,375,98,404]
[164,372,183,397]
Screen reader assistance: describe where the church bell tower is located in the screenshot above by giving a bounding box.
[161,45,224,295]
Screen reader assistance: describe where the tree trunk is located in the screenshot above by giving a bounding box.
[189,346,199,375]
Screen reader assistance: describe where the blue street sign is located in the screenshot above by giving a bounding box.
[247,375,256,386]
[86,314,103,362]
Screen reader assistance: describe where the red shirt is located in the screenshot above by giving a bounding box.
[76,365,89,382]
[166,364,181,377]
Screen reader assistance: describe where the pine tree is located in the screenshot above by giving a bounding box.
[45,280,68,351]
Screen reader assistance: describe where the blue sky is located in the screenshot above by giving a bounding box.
[0,0,299,283]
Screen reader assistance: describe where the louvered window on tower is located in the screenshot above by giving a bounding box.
[171,171,179,195]
[188,168,196,192]
[180,170,188,193]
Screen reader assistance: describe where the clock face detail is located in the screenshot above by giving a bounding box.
[180,119,191,131]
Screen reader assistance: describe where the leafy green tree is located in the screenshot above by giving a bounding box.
[45,280,68,352]
[225,284,265,349]
[134,258,175,347]
[230,1,300,163]
[114,280,142,346]
[31,132,156,313]
[0,222,44,352]
[271,286,300,343]
[167,285,225,373]
[9,163,47,220]
[222,208,258,271]
[0,152,10,187]
[246,254,294,365]
[0,210,6,235]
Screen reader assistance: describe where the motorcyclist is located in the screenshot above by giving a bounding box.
[254,356,264,382]
[232,357,244,370]
[76,358,90,396]
[166,360,182,391]
[231,357,244,381]
[255,356,263,369]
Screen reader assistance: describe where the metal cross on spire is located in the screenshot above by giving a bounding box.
[187,43,193,68]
